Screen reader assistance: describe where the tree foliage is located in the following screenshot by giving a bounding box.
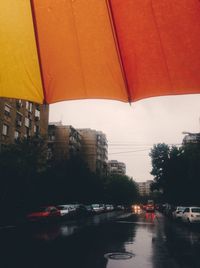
[103,174,138,205]
[0,137,138,222]
[150,142,200,205]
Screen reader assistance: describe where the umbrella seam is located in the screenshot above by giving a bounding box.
[30,0,47,104]
[106,0,132,104]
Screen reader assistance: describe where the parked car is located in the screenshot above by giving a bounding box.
[56,205,72,217]
[67,204,78,214]
[182,207,200,224]
[73,204,88,217]
[116,205,125,210]
[85,205,95,215]
[172,206,186,220]
[105,204,114,211]
[91,204,104,213]
[26,206,60,222]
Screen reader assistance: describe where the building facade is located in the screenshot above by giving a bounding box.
[107,160,126,175]
[0,98,49,151]
[48,122,82,162]
[78,128,108,175]
[182,132,200,144]
[137,180,153,196]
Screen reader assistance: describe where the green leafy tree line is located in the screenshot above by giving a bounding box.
[0,137,138,222]
[150,142,200,205]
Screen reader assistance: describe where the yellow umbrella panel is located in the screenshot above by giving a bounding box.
[0,0,44,103]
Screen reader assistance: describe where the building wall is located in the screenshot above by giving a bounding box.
[137,180,153,196]
[78,129,108,175]
[0,98,49,151]
[107,160,126,175]
[48,123,82,162]
[182,133,200,144]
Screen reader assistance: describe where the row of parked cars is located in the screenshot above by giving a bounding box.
[161,204,200,224]
[26,203,123,222]
[172,206,200,224]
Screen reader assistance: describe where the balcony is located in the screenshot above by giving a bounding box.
[16,120,22,127]
[16,100,22,108]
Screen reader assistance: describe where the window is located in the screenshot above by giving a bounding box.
[191,208,200,213]
[16,112,22,127]
[16,100,22,108]
[29,102,33,113]
[24,117,30,127]
[35,109,40,119]
[4,105,11,116]
[14,130,20,140]
[34,125,39,135]
[2,124,9,136]
[49,134,55,141]
[26,101,33,112]
[25,101,29,110]
[25,127,30,137]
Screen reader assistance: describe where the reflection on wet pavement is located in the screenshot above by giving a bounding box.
[0,212,200,268]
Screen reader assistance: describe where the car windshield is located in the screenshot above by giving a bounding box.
[191,208,200,213]
[92,204,99,208]
[57,205,68,210]
[177,207,185,211]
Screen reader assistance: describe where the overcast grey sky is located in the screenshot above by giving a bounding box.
[49,94,200,182]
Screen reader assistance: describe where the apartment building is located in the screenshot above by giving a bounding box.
[137,180,153,196]
[78,128,108,175]
[107,160,126,175]
[0,98,49,151]
[182,132,200,144]
[48,122,82,162]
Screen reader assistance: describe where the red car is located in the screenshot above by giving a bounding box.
[146,201,155,213]
[27,206,61,222]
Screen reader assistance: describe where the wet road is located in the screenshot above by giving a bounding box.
[0,211,200,268]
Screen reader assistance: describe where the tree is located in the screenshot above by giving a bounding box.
[0,136,48,222]
[104,174,138,205]
[149,143,170,193]
[150,142,200,205]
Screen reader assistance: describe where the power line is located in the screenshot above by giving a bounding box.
[109,148,151,155]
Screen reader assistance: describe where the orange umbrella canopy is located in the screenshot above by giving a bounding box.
[1,0,200,104]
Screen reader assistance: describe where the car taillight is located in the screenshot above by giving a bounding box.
[41,212,49,217]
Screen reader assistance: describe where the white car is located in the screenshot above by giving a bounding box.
[182,207,200,223]
[105,204,114,211]
[56,205,74,217]
[91,204,104,213]
[172,206,186,220]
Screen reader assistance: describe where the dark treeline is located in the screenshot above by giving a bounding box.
[150,143,200,205]
[0,137,138,222]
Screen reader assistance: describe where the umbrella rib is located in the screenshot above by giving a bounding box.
[30,0,47,104]
[106,0,132,104]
